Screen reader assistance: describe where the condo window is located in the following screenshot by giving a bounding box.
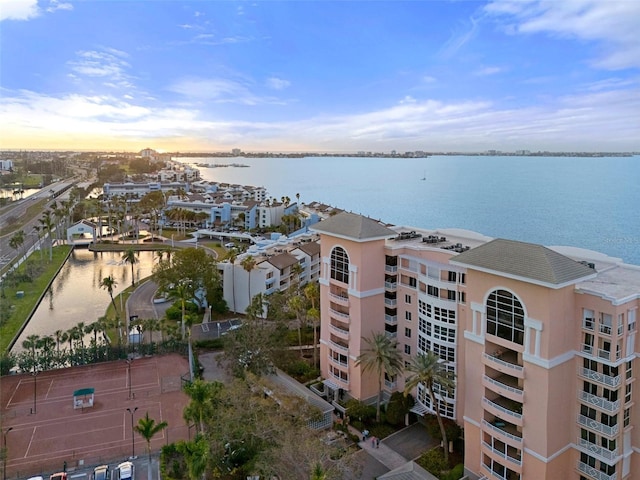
[404,344,411,355]
[486,289,525,345]
[330,247,349,284]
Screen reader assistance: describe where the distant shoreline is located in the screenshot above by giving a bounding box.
[173,151,636,159]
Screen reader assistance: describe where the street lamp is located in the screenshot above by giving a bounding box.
[126,407,138,460]
[125,359,133,399]
[2,427,13,480]
[31,367,38,415]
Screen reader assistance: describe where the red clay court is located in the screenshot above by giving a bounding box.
[1,354,191,479]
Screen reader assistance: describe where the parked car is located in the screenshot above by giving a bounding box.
[49,473,67,480]
[93,465,109,480]
[116,461,134,480]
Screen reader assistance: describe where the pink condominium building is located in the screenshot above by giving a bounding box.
[311,212,638,480]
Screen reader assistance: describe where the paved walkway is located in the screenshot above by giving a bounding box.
[347,426,409,471]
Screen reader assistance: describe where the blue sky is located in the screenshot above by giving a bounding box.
[1,0,639,152]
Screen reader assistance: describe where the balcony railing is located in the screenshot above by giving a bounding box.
[329,323,349,337]
[481,419,522,444]
[328,340,348,352]
[582,344,594,355]
[583,319,595,330]
[576,461,617,480]
[384,298,397,306]
[483,375,523,398]
[483,352,524,373]
[385,331,397,339]
[329,307,350,320]
[599,324,612,336]
[577,414,619,438]
[385,314,398,324]
[385,281,397,290]
[329,355,348,368]
[328,371,349,386]
[384,379,397,389]
[329,292,349,304]
[483,397,522,421]
[579,367,622,388]
[577,437,619,462]
[385,265,398,273]
[481,441,522,466]
[579,391,620,413]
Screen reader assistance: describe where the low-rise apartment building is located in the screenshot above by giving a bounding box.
[310,212,638,480]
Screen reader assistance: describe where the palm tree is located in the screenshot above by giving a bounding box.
[134,412,168,480]
[304,282,320,368]
[228,251,238,313]
[183,379,222,433]
[54,329,64,353]
[171,282,191,340]
[9,229,26,259]
[100,275,118,314]
[122,247,139,286]
[404,351,456,464]
[355,332,403,422]
[39,210,56,261]
[240,255,256,309]
[22,334,41,372]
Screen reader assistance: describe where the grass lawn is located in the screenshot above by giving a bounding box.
[0,198,48,239]
[0,246,72,353]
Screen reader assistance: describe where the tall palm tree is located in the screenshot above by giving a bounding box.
[134,412,168,480]
[9,229,26,259]
[240,255,256,309]
[228,251,238,313]
[355,332,403,422]
[54,329,64,353]
[100,275,118,314]
[304,282,320,368]
[172,282,190,340]
[22,334,41,372]
[183,379,222,433]
[122,248,139,286]
[39,210,55,261]
[404,351,456,464]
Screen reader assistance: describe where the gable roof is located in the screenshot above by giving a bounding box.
[267,252,300,270]
[297,241,320,257]
[310,212,396,242]
[451,238,596,287]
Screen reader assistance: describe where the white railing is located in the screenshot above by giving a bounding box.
[583,319,595,330]
[328,340,348,352]
[577,414,619,437]
[384,298,397,306]
[579,367,622,388]
[598,349,612,361]
[481,419,522,444]
[384,379,397,389]
[328,371,349,385]
[385,265,398,273]
[582,344,594,354]
[577,461,617,480]
[481,464,507,480]
[577,437,619,462]
[329,292,349,303]
[329,323,349,337]
[385,314,398,324]
[329,307,350,320]
[483,375,523,397]
[483,397,522,420]
[483,352,524,373]
[385,331,397,339]
[384,281,397,289]
[599,324,612,336]
[482,441,522,466]
[578,391,620,413]
[329,355,348,367]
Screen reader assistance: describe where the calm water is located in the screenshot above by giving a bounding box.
[176,155,640,265]
[13,249,157,352]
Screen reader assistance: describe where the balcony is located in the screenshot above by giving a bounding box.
[384,298,397,307]
[329,307,350,321]
[329,322,349,339]
[384,379,397,390]
[481,441,522,467]
[577,437,619,463]
[576,461,617,480]
[329,292,349,305]
[481,419,522,445]
[483,397,523,424]
[328,339,348,352]
[329,355,348,368]
[578,367,622,388]
[578,391,620,413]
[385,280,397,290]
[583,319,595,331]
[599,324,612,336]
[385,265,398,273]
[385,314,398,325]
[385,331,397,339]
[483,351,524,378]
[483,374,523,401]
[577,414,619,438]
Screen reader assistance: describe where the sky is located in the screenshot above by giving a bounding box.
[1,0,639,153]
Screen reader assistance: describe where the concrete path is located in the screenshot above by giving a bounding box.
[357,435,408,471]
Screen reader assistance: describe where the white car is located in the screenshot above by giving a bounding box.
[116,461,135,480]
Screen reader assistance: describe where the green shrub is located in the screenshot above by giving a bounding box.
[345,399,376,423]
[442,464,465,480]
[386,391,414,426]
[417,447,448,478]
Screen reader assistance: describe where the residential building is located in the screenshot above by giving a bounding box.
[310,212,638,480]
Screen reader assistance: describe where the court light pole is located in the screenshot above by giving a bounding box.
[126,407,138,460]
[31,367,38,415]
[2,427,13,480]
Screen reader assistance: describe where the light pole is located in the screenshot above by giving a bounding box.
[31,367,38,415]
[126,359,133,399]
[2,427,13,480]
[126,407,138,460]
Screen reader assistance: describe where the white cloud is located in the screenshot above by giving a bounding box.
[1,0,72,21]
[0,0,39,21]
[266,77,291,90]
[167,77,286,105]
[66,48,134,90]
[485,0,640,69]
[422,76,437,84]
[439,15,480,58]
[474,66,505,76]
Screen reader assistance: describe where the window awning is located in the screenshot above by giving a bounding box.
[323,379,339,390]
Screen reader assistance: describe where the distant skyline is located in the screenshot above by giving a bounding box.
[1,0,639,152]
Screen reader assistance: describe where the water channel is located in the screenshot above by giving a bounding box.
[12,248,157,353]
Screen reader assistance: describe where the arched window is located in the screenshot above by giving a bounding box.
[486,289,525,345]
[330,246,349,284]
